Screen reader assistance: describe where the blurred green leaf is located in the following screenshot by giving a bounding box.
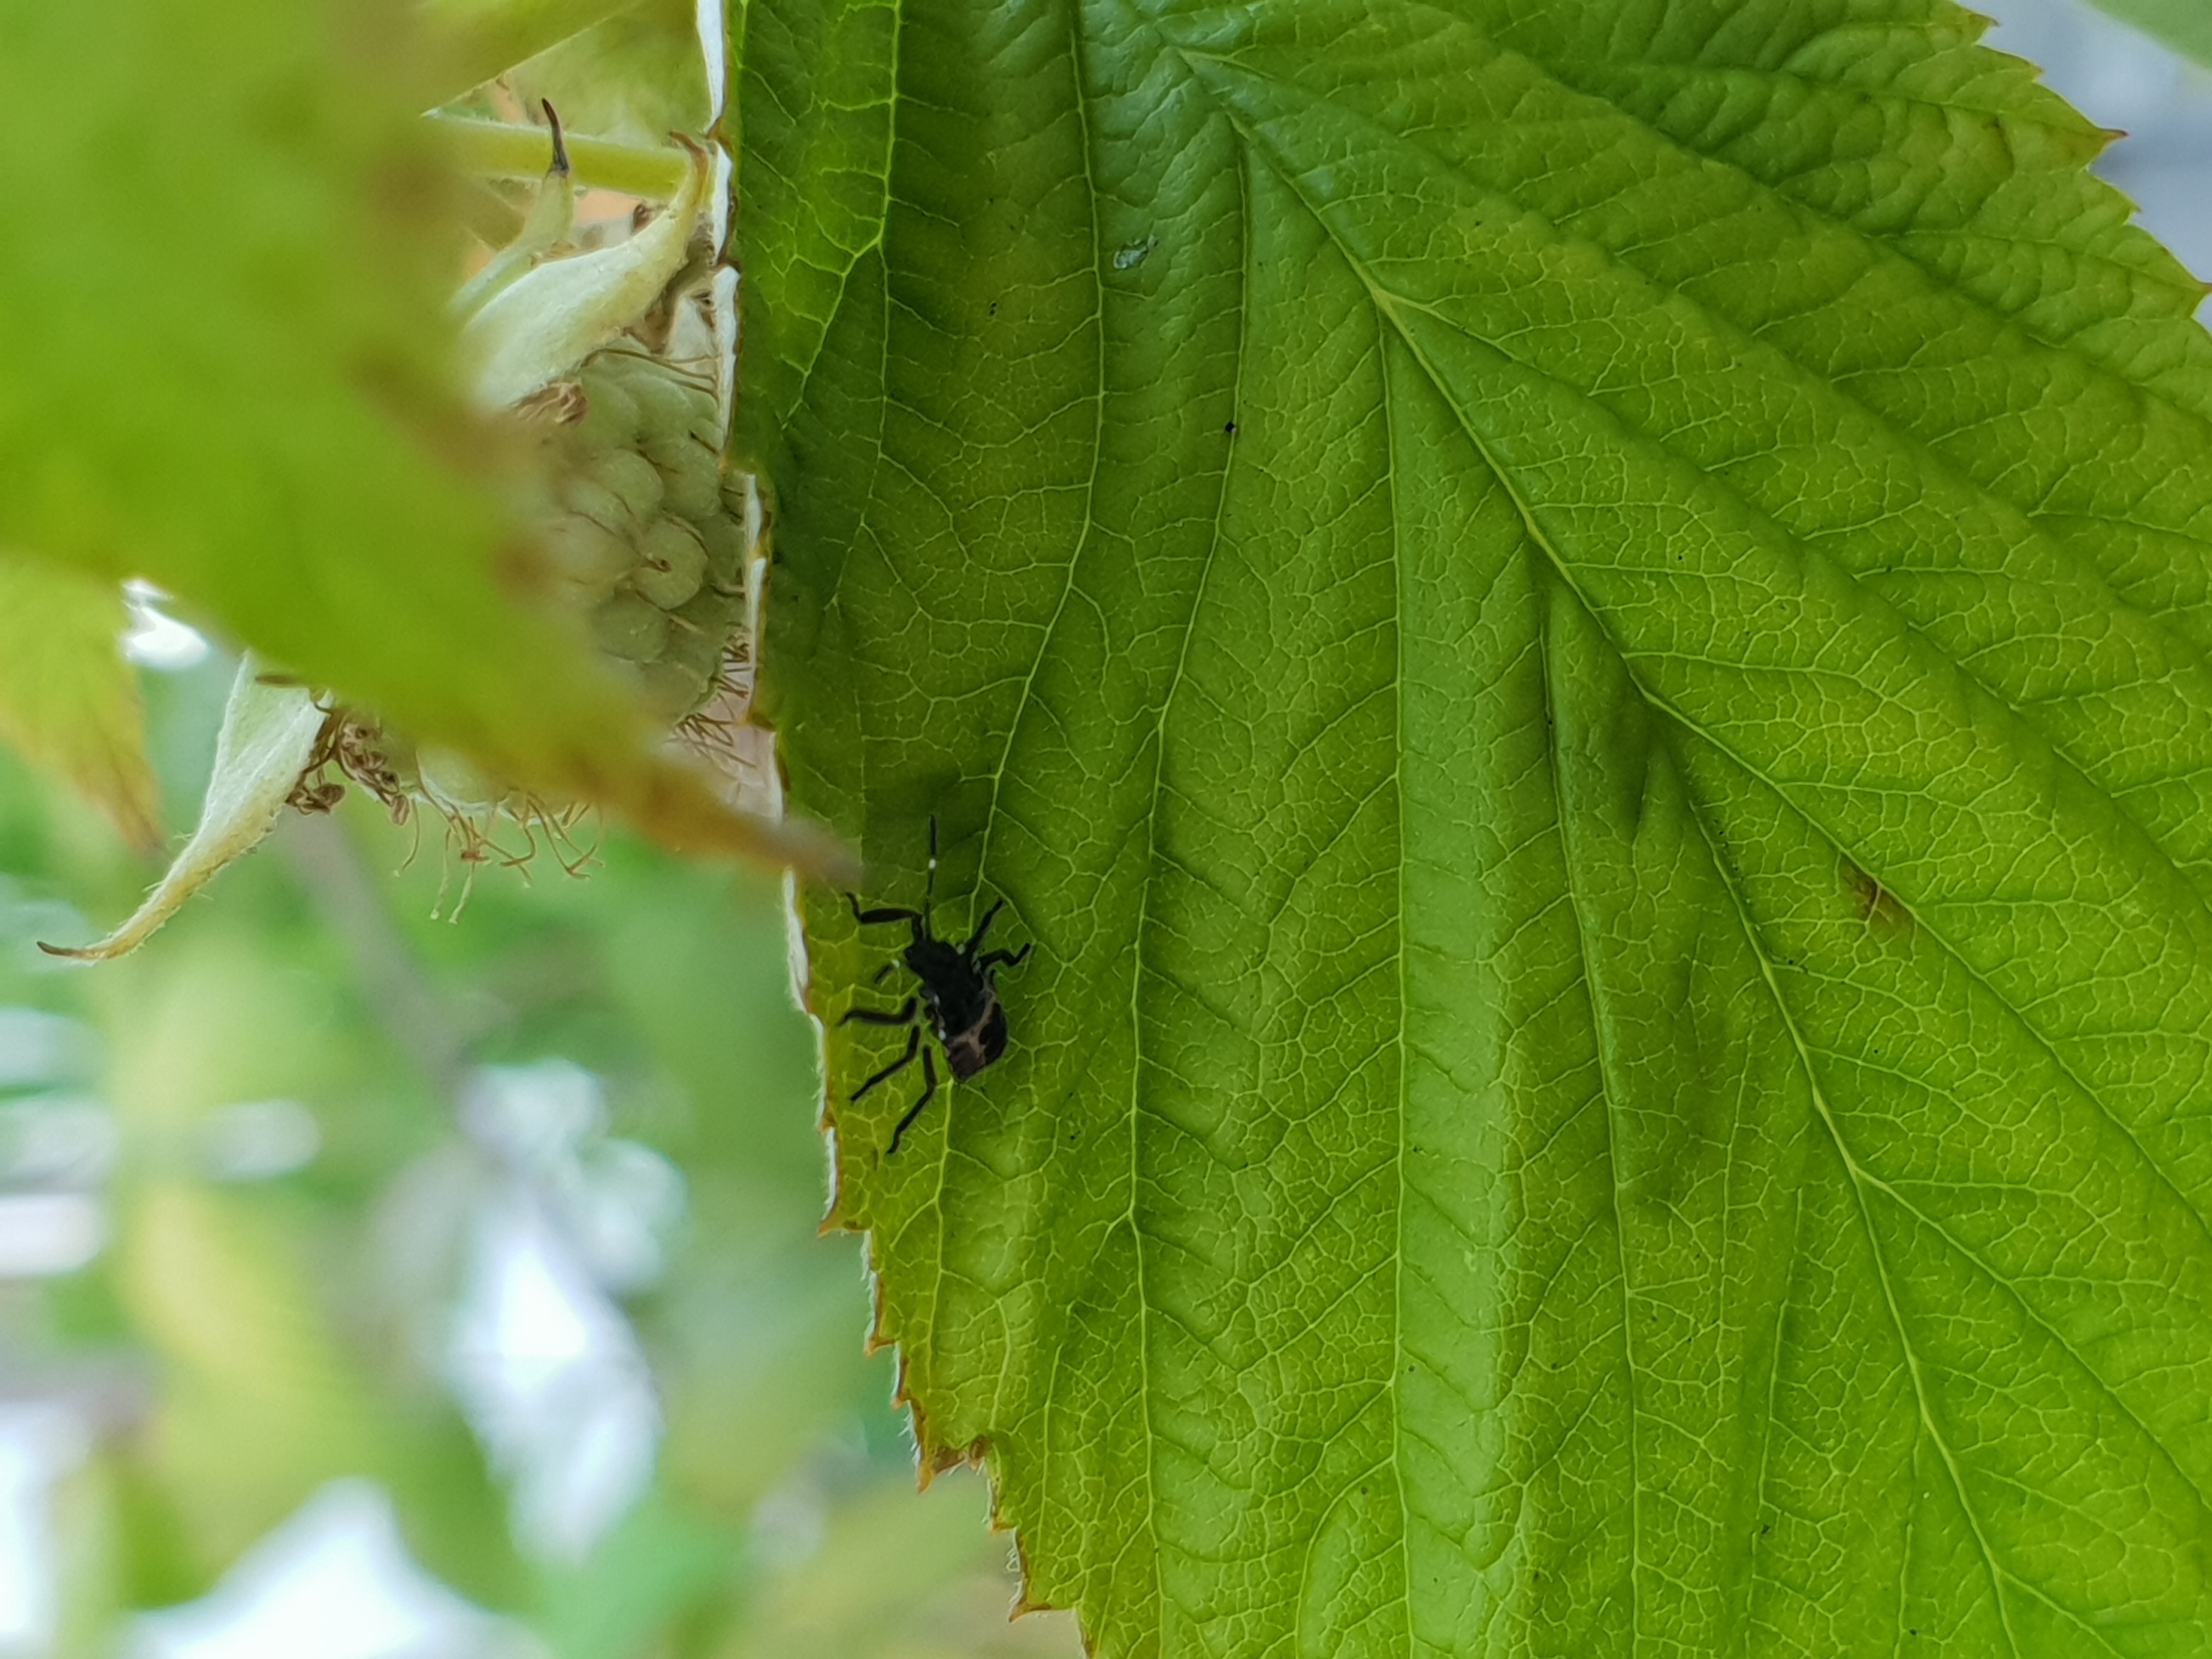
[532,1494,734,1659]
[0,554,158,852]
[102,1450,208,1617]
[116,1177,522,1601]
[120,1181,379,1566]
[2081,0,2212,68]
[0,0,807,870]
[724,1475,1077,1659]
[509,0,710,151]
[77,909,522,1605]
[749,0,2212,1649]
[421,0,647,104]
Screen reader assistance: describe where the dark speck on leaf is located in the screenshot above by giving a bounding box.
[1846,859,1910,933]
[1224,420,1237,435]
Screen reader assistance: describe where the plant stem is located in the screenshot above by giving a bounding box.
[427,112,689,199]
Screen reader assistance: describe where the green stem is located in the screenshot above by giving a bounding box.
[427,111,690,199]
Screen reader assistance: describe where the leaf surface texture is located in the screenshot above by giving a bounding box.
[742,1,2212,1650]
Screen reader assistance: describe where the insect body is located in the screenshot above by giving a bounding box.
[842,821,1031,1154]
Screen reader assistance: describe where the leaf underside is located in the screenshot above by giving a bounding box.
[742,0,2212,1652]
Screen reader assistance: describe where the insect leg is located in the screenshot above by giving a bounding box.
[848,895,923,927]
[887,1047,940,1156]
[977,943,1031,972]
[962,898,1006,954]
[850,1026,921,1102]
[839,997,918,1028]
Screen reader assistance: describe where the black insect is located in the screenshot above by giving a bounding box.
[842,820,1031,1154]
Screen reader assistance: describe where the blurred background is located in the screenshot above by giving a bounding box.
[0,619,1087,1652]
[0,0,2203,1654]
[1980,0,2212,280]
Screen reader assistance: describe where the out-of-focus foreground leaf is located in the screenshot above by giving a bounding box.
[745,0,2212,1651]
[0,555,157,851]
[504,0,712,150]
[417,0,645,104]
[2080,0,2212,69]
[0,0,771,864]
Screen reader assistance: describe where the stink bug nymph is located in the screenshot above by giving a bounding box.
[841,820,1031,1154]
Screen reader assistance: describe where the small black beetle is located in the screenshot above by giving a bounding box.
[842,820,1031,1154]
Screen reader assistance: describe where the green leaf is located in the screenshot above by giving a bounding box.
[0,0,804,871]
[117,1176,520,1593]
[39,659,324,962]
[0,554,159,851]
[505,0,713,151]
[531,1496,732,1659]
[744,0,2212,1651]
[2079,0,2212,70]
[421,0,651,104]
